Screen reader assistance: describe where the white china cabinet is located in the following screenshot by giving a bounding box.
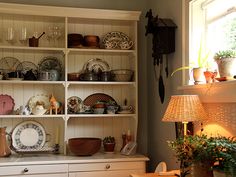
[0,4,147,176]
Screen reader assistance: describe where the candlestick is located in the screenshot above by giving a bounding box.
[55,127,59,144]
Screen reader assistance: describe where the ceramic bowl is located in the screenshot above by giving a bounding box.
[93,108,105,114]
[68,137,101,156]
[111,69,134,82]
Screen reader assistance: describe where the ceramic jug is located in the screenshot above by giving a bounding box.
[0,127,11,157]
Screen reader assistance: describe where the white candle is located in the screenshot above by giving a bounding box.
[55,127,60,144]
[127,129,131,136]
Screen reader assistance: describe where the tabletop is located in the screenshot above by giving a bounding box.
[130,173,176,177]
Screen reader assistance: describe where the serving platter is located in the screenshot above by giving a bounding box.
[83,58,110,74]
[11,120,47,151]
[83,93,117,107]
[38,56,62,75]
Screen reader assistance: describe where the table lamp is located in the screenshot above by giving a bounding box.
[162,95,208,136]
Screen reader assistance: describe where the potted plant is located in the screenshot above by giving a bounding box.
[103,136,116,153]
[171,40,210,84]
[214,50,236,79]
[212,136,236,177]
[168,134,219,177]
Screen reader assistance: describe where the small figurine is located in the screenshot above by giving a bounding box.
[49,94,63,115]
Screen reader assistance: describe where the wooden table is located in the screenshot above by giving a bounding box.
[130,173,176,177]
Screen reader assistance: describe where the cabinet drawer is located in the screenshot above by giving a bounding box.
[0,164,67,176]
[69,161,145,172]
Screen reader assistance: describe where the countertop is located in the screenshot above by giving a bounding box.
[0,153,149,166]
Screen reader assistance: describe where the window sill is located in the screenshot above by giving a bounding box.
[177,80,236,103]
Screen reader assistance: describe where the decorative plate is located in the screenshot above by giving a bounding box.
[0,57,21,73]
[38,56,62,74]
[17,61,38,76]
[83,58,110,74]
[67,96,83,114]
[0,94,15,115]
[83,93,117,107]
[28,94,50,112]
[102,31,134,50]
[11,121,46,150]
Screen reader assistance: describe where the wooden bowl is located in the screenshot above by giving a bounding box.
[68,33,84,48]
[68,137,101,156]
[84,35,100,48]
[68,72,80,81]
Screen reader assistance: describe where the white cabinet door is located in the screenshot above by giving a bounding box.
[69,170,144,177]
[6,174,68,177]
[0,164,68,177]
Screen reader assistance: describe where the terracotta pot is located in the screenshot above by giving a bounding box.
[216,57,236,78]
[192,67,205,83]
[103,143,115,152]
[191,162,213,177]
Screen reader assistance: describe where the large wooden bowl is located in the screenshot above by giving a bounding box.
[68,137,101,156]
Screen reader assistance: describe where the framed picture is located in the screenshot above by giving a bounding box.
[175,122,194,138]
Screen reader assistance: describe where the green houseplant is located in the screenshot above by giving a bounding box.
[214,50,236,79]
[213,136,236,177]
[171,41,210,83]
[168,134,236,177]
[103,136,116,153]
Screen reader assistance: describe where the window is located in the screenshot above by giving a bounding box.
[189,0,236,77]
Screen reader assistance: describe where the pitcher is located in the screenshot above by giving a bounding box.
[0,127,11,157]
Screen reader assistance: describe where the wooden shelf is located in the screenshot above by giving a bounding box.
[0,45,65,52]
[67,81,135,86]
[0,80,65,85]
[0,115,65,119]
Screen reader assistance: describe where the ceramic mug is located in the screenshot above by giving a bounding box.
[120,105,133,112]
[107,105,119,114]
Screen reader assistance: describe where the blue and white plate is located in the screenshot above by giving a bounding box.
[11,121,46,151]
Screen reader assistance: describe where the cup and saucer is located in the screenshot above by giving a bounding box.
[117,105,133,114]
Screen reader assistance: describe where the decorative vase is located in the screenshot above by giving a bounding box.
[192,67,205,84]
[216,57,236,78]
[0,127,11,157]
[191,162,213,177]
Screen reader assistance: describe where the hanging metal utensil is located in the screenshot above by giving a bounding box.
[159,55,165,103]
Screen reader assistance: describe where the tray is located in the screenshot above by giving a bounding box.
[83,93,117,107]
[11,120,47,151]
[0,94,15,115]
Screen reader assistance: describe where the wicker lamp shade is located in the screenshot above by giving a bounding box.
[162,95,208,122]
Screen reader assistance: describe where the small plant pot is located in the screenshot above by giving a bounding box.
[103,143,115,153]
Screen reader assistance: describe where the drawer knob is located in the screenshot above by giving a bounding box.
[105,164,110,169]
[23,168,29,173]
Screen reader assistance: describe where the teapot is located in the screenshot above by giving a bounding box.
[0,127,11,157]
[29,32,45,47]
[23,69,37,80]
